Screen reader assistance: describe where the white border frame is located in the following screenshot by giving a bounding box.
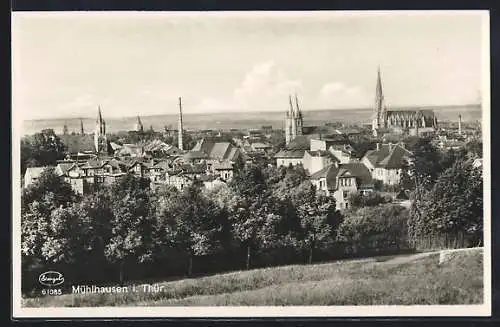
[11,10,491,318]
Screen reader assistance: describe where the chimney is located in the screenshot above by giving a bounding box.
[458,114,462,135]
[178,97,184,151]
[376,143,380,151]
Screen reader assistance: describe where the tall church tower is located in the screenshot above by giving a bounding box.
[80,118,85,135]
[285,94,304,145]
[134,115,144,133]
[285,95,294,145]
[294,93,303,136]
[372,67,386,136]
[178,97,184,151]
[94,105,107,154]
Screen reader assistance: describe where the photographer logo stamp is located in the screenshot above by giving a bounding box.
[38,271,64,287]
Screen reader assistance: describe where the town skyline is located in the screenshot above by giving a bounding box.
[13,11,485,120]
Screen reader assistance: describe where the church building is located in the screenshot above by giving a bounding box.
[285,94,304,145]
[94,106,109,154]
[372,68,438,137]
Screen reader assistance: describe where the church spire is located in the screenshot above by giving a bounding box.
[373,66,385,135]
[288,94,294,118]
[80,118,85,135]
[135,115,144,132]
[97,105,103,123]
[294,93,302,118]
[376,66,383,102]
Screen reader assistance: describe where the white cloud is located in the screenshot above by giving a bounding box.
[317,82,371,109]
[195,60,302,113]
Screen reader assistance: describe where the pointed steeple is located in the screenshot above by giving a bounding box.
[80,118,85,135]
[178,97,184,151]
[376,66,384,103]
[288,94,294,118]
[136,115,144,132]
[97,105,103,123]
[294,93,302,119]
[373,66,385,134]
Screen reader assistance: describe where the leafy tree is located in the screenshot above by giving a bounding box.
[268,131,286,152]
[337,204,410,254]
[408,157,483,248]
[104,174,155,283]
[41,202,94,264]
[406,137,443,191]
[173,182,229,276]
[21,129,67,173]
[21,193,56,260]
[21,167,76,215]
[294,182,341,264]
[348,191,388,209]
[465,139,483,157]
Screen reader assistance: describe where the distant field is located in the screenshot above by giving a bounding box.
[21,104,481,136]
[23,247,483,307]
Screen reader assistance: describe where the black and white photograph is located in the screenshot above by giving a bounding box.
[12,10,490,317]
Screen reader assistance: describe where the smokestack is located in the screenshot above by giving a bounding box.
[178,97,184,151]
[458,114,462,135]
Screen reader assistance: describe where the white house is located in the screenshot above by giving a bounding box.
[309,162,374,210]
[361,143,412,186]
[24,167,49,188]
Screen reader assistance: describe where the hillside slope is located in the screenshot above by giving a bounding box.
[23,248,483,307]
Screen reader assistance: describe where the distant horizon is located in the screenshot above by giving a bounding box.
[13,11,484,122]
[23,102,481,122]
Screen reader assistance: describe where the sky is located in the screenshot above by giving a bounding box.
[12,11,487,120]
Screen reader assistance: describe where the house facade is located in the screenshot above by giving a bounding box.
[310,162,374,210]
[361,143,412,186]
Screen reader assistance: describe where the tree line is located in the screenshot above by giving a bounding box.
[20,134,483,295]
[21,160,411,295]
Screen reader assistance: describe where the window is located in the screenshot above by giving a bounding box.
[345,202,349,209]
[343,191,349,199]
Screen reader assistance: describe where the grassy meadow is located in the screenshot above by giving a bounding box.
[23,247,483,307]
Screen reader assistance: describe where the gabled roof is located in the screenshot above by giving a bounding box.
[209,142,231,160]
[310,164,339,180]
[286,135,311,150]
[363,144,392,167]
[80,159,106,169]
[105,158,122,169]
[338,163,373,187]
[226,147,240,161]
[378,145,412,169]
[213,161,233,170]
[274,149,306,159]
[152,160,170,170]
[251,142,272,149]
[60,134,95,154]
[364,143,411,169]
[309,162,372,190]
[183,150,209,160]
[116,144,144,157]
[55,162,75,176]
[110,142,122,151]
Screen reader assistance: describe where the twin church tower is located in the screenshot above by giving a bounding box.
[285,94,304,145]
